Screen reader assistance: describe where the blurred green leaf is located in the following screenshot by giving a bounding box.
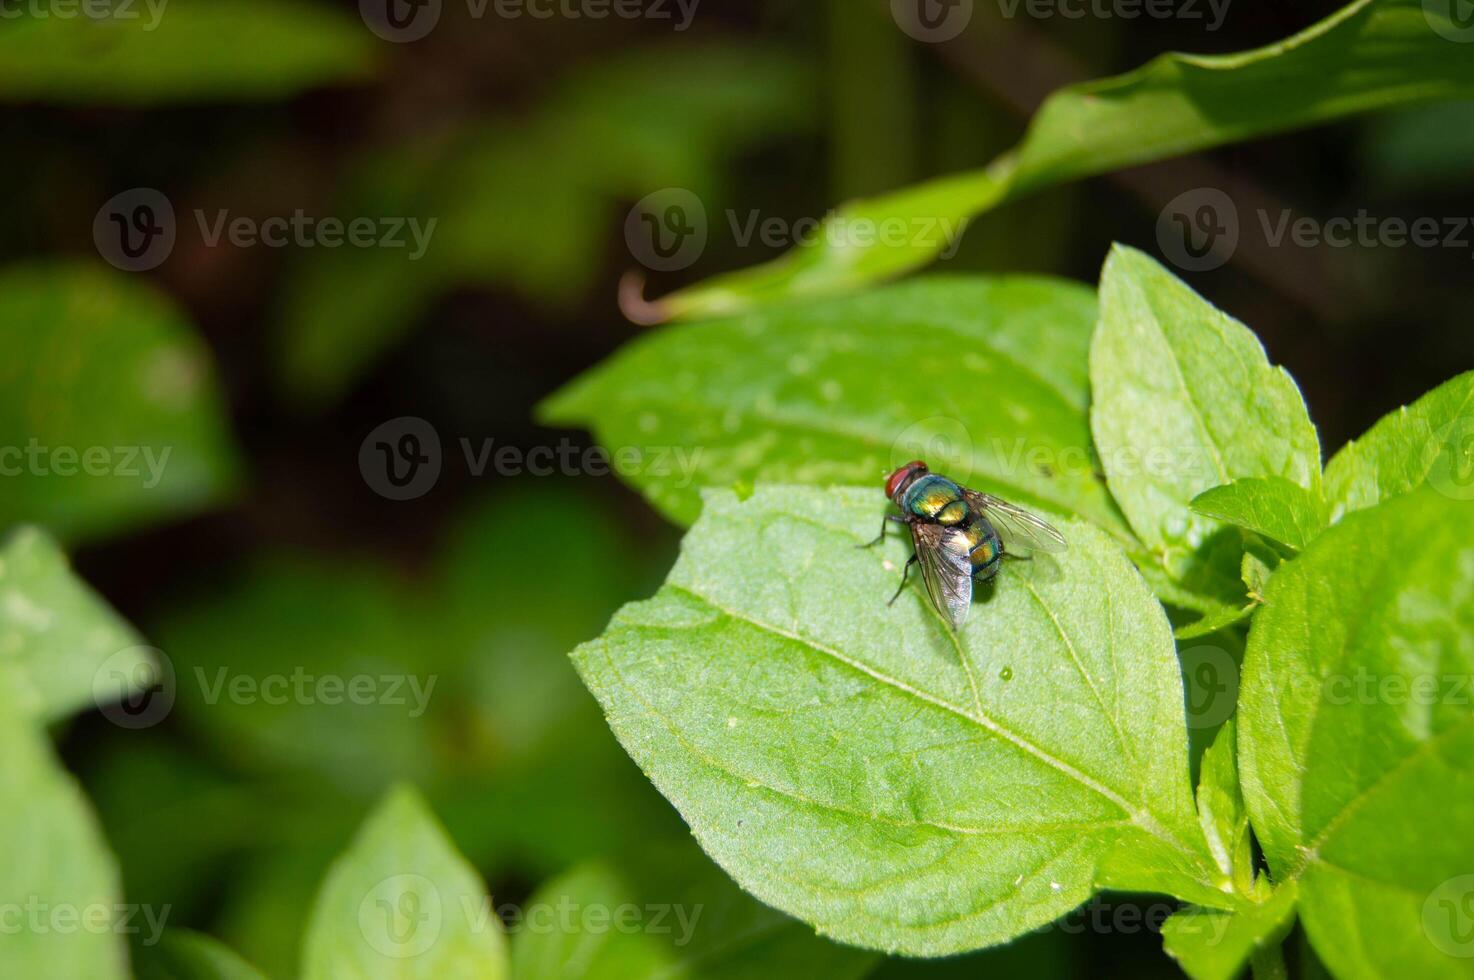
[0,1,374,104]
[302,785,509,980]
[542,275,1127,538]
[1163,882,1298,980]
[0,678,129,980]
[572,485,1227,956]
[659,0,1474,320]
[0,263,239,542]
[0,525,146,722]
[135,929,270,980]
[1237,487,1474,978]
[1323,370,1474,522]
[1091,246,1321,611]
[1191,477,1329,552]
[1361,101,1474,193]
[511,850,876,980]
[278,44,813,405]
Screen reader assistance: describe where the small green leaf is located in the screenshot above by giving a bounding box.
[135,930,270,980]
[0,1,374,104]
[0,263,239,542]
[1324,370,1474,521]
[1237,487,1474,978]
[0,526,147,723]
[543,275,1127,538]
[510,850,876,980]
[1191,477,1329,552]
[660,0,1474,319]
[572,485,1225,956]
[1162,882,1299,980]
[1090,246,1321,593]
[1195,721,1254,898]
[0,679,129,980]
[302,785,508,980]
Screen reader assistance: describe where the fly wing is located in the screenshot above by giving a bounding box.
[909,522,974,632]
[962,490,1068,556]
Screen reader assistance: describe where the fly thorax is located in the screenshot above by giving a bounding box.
[901,474,966,522]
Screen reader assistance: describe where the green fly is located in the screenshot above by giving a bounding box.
[864,459,1067,631]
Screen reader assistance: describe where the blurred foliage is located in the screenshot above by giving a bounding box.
[277,43,816,407]
[0,0,374,105]
[0,264,239,543]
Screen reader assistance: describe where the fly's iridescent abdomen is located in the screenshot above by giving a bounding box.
[898,473,969,525]
[955,516,1003,582]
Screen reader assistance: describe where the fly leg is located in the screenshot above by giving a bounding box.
[859,514,908,549]
[888,555,918,605]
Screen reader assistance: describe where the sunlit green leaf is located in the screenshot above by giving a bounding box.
[0,263,238,542]
[1090,246,1320,607]
[302,785,508,980]
[0,1,373,104]
[0,679,129,980]
[1238,487,1474,978]
[1191,476,1329,552]
[543,275,1127,538]
[1324,370,1474,521]
[572,485,1227,956]
[1163,882,1298,980]
[0,526,146,723]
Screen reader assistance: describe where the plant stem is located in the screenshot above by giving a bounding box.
[1251,942,1290,980]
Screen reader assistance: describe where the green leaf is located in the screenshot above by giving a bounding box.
[0,1,374,104]
[543,275,1128,538]
[1323,370,1474,521]
[1090,246,1321,594]
[0,525,147,723]
[1194,721,1254,898]
[1237,487,1474,978]
[302,785,508,980]
[1191,477,1329,552]
[658,0,1474,320]
[1163,882,1299,980]
[0,678,129,980]
[278,44,812,405]
[0,263,239,542]
[571,485,1227,956]
[510,850,876,980]
[135,930,269,980]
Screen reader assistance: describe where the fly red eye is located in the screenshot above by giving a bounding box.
[885,460,927,499]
